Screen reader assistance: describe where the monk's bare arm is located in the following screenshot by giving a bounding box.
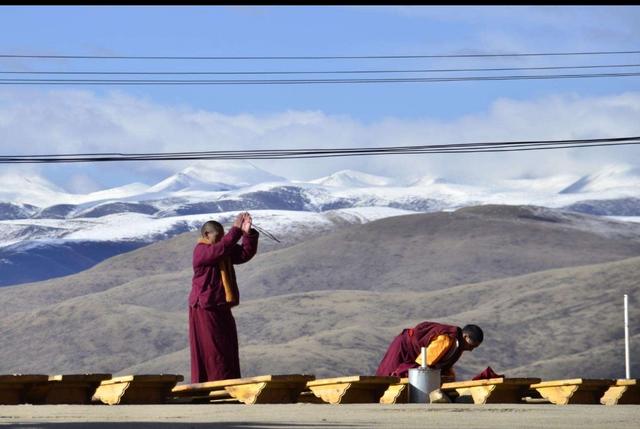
[193,227,243,267]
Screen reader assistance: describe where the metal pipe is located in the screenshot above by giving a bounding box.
[625,294,631,379]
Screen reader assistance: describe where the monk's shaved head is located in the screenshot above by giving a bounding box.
[201,220,224,242]
[462,324,483,344]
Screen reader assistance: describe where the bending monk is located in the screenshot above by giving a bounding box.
[189,212,259,383]
[376,321,483,380]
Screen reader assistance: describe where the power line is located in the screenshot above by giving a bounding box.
[2,136,638,164]
[2,63,639,76]
[7,136,638,158]
[1,71,639,86]
[1,49,639,60]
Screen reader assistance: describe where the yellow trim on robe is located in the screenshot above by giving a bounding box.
[415,334,455,366]
[196,238,237,304]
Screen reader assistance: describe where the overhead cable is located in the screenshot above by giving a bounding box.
[1,71,639,85]
[1,63,639,76]
[2,136,639,164]
[1,49,639,61]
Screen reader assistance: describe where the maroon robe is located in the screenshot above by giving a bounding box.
[189,226,259,383]
[472,366,504,380]
[375,321,464,377]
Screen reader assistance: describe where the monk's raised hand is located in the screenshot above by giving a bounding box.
[241,212,252,234]
[233,212,244,228]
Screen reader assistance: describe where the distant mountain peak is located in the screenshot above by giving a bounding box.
[310,170,395,187]
[559,164,640,194]
[407,174,454,187]
[149,161,287,193]
[0,172,65,193]
[0,172,66,206]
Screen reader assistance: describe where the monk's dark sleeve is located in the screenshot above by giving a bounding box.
[193,226,243,267]
[230,228,259,265]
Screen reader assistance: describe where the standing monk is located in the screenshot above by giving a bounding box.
[189,212,259,383]
[376,321,483,380]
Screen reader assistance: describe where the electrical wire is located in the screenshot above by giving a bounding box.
[1,71,639,85]
[4,136,638,158]
[1,49,639,60]
[2,63,639,76]
[2,136,638,164]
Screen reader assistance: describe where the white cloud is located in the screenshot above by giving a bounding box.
[383,6,640,61]
[0,88,639,188]
[66,173,103,194]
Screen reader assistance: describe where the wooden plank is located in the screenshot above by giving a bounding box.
[442,377,538,389]
[297,391,326,404]
[172,374,314,395]
[166,395,213,404]
[381,377,542,405]
[209,390,233,399]
[442,378,541,404]
[379,376,464,405]
[47,374,111,383]
[166,389,237,404]
[531,379,614,405]
[171,374,315,404]
[307,376,398,386]
[380,378,409,404]
[227,374,314,404]
[601,379,640,405]
[0,375,49,384]
[98,374,182,385]
[0,375,49,405]
[306,376,400,404]
[25,374,111,404]
[92,374,183,405]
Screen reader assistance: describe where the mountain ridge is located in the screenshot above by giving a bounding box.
[2,162,640,287]
[2,251,637,380]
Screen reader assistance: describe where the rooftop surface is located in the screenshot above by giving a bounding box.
[1,404,639,429]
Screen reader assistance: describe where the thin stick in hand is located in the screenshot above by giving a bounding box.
[252,223,281,243]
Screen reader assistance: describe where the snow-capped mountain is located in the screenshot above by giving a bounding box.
[2,161,640,287]
[560,164,640,194]
[309,170,398,188]
[0,173,68,207]
[83,182,150,202]
[500,174,581,194]
[148,162,286,194]
[0,202,39,220]
[4,162,640,222]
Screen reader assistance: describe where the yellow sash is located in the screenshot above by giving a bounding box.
[197,238,239,306]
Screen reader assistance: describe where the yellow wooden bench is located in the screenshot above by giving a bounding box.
[170,374,315,405]
[379,374,457,404]
[25,374,112,404]
[0,374,49,405]
[92,374,183,405]
[305,376,400,404]
[530,378,614,405]
[381,377,541,404]
[600,379,639,405]
[379,376,456,404]
[441,377,541,404]
[380,377,409,404]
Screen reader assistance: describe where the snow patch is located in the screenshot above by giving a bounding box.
[310,170,396,188]
[560,164,640,194]
[149,161,287,193]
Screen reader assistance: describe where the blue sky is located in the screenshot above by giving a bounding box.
[1,6,640,191]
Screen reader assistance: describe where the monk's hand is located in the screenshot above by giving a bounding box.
[241,212,252,234]
[233,212,244,229]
